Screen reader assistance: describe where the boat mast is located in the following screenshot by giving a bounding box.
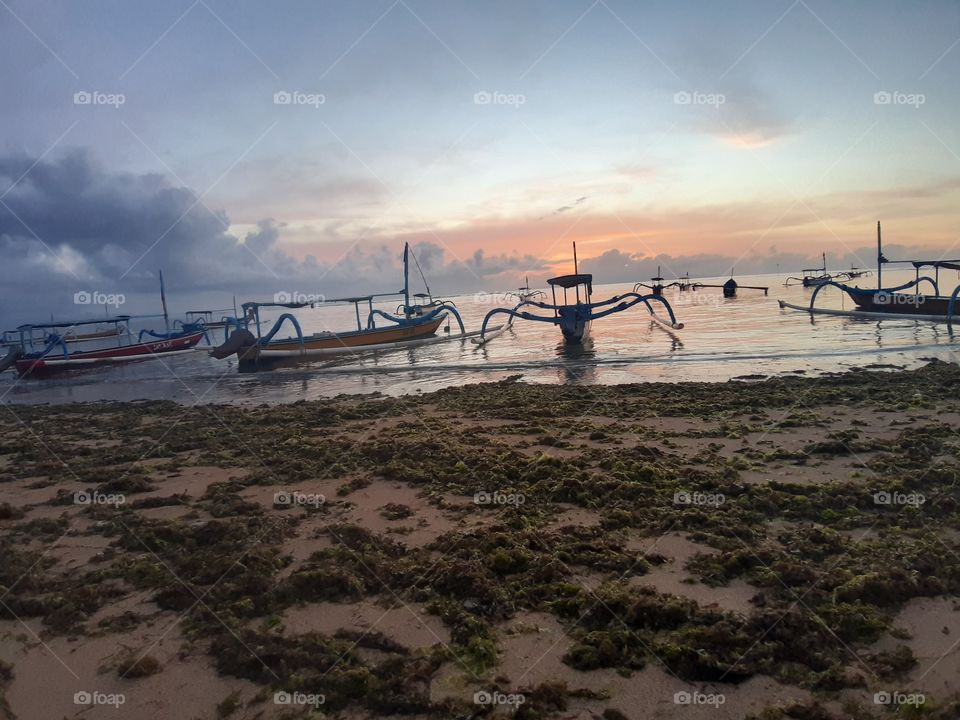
[403,242,410,316]
[159,270,169,333]
[573,242,581,303]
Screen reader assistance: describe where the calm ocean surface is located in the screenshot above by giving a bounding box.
[3,269,958,406]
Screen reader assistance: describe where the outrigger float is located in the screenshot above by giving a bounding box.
[473,243,684,346]
[778,222,960,324]
[211,243,490,370]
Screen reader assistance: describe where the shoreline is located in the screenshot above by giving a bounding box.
[1,361,959,718]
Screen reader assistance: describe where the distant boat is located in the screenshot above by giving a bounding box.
[779,222,960,322]
[785,253,834,287]
[507,276,546,302]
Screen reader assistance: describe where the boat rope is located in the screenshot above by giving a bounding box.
[408,246,432,301]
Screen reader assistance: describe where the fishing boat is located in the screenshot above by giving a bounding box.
[507,277,546,302]
[636,269,768,298]
[678,277,769,298]
[473,243,684,346]
[2,317,205,377]
[634,266,669,295]
[785,253,834,287]
[840,266,872,281]
[778,222,960,323]
[211,243,487,370]
[1,271,208,377]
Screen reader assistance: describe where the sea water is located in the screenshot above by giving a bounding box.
[2,269,958,406]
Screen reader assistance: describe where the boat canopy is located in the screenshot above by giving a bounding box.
[15,316,132,331]
[547,273,592,289]
[909,260,960,271]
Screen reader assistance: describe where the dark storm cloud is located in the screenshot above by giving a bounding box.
[0,151,551,325]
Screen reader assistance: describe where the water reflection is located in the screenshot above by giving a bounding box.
[554,338,597,384]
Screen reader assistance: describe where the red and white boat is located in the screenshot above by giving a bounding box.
[1,273,207,377]
[7,322,205,377]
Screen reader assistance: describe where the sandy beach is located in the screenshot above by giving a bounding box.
[1,361,959,719]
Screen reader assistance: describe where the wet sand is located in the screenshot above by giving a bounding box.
[1,361,959,718]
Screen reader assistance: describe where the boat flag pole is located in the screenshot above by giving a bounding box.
[573,242,579,274]
[159,270,169,333]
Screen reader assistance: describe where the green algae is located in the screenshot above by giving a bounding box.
[2,361,960,717]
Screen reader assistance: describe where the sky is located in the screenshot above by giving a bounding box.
[2,0,960,323]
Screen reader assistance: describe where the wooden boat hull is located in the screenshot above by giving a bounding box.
[850,292,954,316]
[560,318,591,344]
[234,318,447,367]
[258,317,444,354]
[14,331,205,377]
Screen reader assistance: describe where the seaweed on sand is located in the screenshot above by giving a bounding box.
[4,361,960,717]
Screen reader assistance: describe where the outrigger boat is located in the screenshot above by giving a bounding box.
[785,253,834,287]
[1,316,206,377]
[635,269,768,298]
[507,276,546,302]
[473,243,684,346]
[0,271,207,377]
[211,243,488,370]
[778,222,960,323]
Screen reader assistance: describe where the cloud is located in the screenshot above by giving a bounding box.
[714,78,796,148]
[0,150,550,325]
[1,149,957,328]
